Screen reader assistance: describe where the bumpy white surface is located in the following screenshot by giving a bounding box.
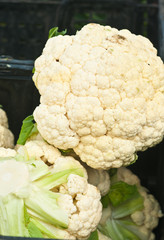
[59,174,102,239]
[0,109,14,148]
[23,140,61,164]
[33,23,164,169]
[0,147,16,157]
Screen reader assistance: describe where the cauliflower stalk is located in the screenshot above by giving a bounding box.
[32,23,164,169]
[0,107,14,148]
[98,167,162,240]
[0,145,102,239]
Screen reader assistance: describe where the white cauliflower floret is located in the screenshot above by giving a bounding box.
[58,193,77,217]
[33,23,164,169]
[67,174,88,196]
[0,147,16,157]
[0,109,14,148]
[22,140,61,164]
[59,174,102,239]
[131,190,163,230]
[117,167,141,186]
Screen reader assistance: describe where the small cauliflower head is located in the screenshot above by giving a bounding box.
[117,167,163,239]
[131,190,163,240]
[0,144,102,239]
[33,23,164,169]
[51,157,102,239]
[98,167,162,240]
[58,174,102,239]
[0,108,14,148]
[16,140,102,239]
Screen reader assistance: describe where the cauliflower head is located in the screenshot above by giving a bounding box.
[59,174,102,239]
[16,141,102,239]
[117,168,163,235]
[118,170,162,240]
[98,167,162,240]
[0,108,14,148]
[33,23,164,169]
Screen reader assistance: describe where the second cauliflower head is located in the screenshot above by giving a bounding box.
[0,142,102,240]
[16,140,102,239]
[33,23,164,169]
[98,167,162,240]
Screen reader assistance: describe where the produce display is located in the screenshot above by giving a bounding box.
[0,23,164,240]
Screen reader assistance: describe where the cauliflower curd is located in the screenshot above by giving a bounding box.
[33,23,164,169]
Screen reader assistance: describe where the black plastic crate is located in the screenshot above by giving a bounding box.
[0,0,160,59]
[0,56,39,141]
[0,0,164,239]
[159,0,164,60]
[0,0,61,60]
[46,0,159,49]
[58,0,138,33]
